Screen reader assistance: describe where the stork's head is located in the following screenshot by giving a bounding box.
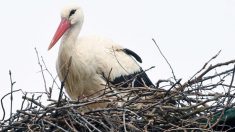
[48,5,84,50]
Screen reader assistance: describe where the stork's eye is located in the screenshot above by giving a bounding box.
[69,9,76,17]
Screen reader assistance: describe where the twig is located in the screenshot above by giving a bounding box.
[152,38,177,81]
[8,70,15,125]
[41,56,60,91]
[190,50,221,81]
[226,64,235,104]
[155,79,174,88]
[0,89,21,121]
[177,58,235,91]
[57,56,72,107]
[43,119,68,132]
[72,109,102,132]
[35,48,49,98]
[123,109,127,132]
[22,96,46,109]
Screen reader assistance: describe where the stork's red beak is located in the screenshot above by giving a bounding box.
[48,18,71,50]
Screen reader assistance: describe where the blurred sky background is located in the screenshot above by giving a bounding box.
[1,0,235,118]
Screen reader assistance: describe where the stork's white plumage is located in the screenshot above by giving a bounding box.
[48,5,153,108]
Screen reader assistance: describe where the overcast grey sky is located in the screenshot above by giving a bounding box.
[1,0,235,117]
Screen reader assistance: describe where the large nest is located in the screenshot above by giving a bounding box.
[1,49,235,132]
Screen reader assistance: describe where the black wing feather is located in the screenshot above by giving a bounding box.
[107,48,153,87]
[123,48,142,63]
[111,69,154,87]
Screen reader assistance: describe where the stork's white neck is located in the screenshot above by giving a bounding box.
[60,21,83,50]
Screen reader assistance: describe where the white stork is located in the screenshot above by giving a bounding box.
[48,5,153,108]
